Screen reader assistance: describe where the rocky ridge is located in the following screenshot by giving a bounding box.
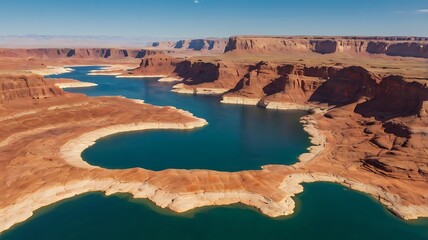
[1,35,428,233]
[148,38,228,54]
[224,36,428,58]
[130,55,428,207]
[0,48,167,59]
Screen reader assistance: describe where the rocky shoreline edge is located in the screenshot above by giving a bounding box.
[1,69,427,234]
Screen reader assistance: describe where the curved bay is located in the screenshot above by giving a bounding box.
[6,67,421,239]
[2,183,427,240]
[61,66,310,171]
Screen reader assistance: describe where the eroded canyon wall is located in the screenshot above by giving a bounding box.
[0,48,163,59]
[0,75,63,103]
[224,36,428,58]
[148,38,228,54]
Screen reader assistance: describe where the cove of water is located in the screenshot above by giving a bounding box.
[2,183,427,240]
[54,66,311,171]
[3,66,425,239]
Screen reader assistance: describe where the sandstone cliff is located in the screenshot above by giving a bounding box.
[224,36,428,58]
[131,54,181,76]
[166,58,428,183]
[0,48,164,59]
[149,38,228,54]
[1,61,427,233]
[0,74,63,103]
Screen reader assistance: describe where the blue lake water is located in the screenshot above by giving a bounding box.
[2,183,427,240]
[59,66,311,171]
[1,66,426,239]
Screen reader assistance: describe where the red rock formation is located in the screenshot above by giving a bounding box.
[355,75,428,120]
[308,66,380,104]
[0,48,161,59]
[0,75,63,103]
[132,54,180,76]
[132,56,246,89]
[174,61,244,88]
[224,36,428,58]
[310,39,338,54]
[149,38,228,54]
[367,41,428,58]
[171,60,425,120]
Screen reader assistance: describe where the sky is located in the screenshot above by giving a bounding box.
[0,0,427,38]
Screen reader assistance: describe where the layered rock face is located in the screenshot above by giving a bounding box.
[0,74,63,103]
[175,61,246,89]
[132,52,427,115]
[355,75,428,120]
[0,48,157,59]
[171,59,428,182]
[218,62,381,106]
[149,38,228,54]
[366,41,428,58]
[224,36,428,58]
[133,55,246,89]
[132,54,181,76]
[1,58,427,232]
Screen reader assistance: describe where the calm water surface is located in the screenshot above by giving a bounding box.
[58,66,310,171]
[2,183,427,240]
[2,67,426,239]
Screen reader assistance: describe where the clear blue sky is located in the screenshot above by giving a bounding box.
[1,0,427,37]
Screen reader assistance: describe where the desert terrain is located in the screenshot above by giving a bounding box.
[0,36,427,233]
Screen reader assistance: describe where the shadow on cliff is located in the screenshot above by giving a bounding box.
[354,75,426,121]
[174,61,220,85]
[308,69,426,121]
[308,66,379,107]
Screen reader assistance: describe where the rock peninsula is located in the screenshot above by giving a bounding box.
[0,35,427,233]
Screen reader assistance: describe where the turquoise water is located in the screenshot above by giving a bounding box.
[55,66,311,171]
[2,66,426,239]
[2,183,427,240]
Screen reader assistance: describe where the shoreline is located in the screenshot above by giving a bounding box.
[158,76,183,82]
[0,177,295,233]
[1,65,427,234]
[116,75,167,78]
[30,66,74,76]
[220,96,261,105]
[54,82,98,89]
[280,173,428,220]
[60,119,208,169]
[87,65,135,76]
[171,84,230,95]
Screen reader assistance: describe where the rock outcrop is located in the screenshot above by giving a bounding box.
[148,38,228,54]
[355,76,428,120]
[0,48,164,59]
[224,36,428,58]
[1,35,428,234]
[0,74,63,103]
[131,54,181,76]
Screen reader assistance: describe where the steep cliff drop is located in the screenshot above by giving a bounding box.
[224,36,428,58]
[148,38,228,54]
[128,38,428,221]
[1,35,428,234]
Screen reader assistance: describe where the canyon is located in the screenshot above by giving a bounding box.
[0,35,427,234]
[148,38,228,54]
[224,36,428,58]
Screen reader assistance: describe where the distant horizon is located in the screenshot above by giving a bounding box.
[1,33,428,39]
[0,34,427,49]
[1,0,427,38]
[2,33,427,41]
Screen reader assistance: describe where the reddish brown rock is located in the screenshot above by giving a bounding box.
[224,36,428,58]
[0,74,63,103]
